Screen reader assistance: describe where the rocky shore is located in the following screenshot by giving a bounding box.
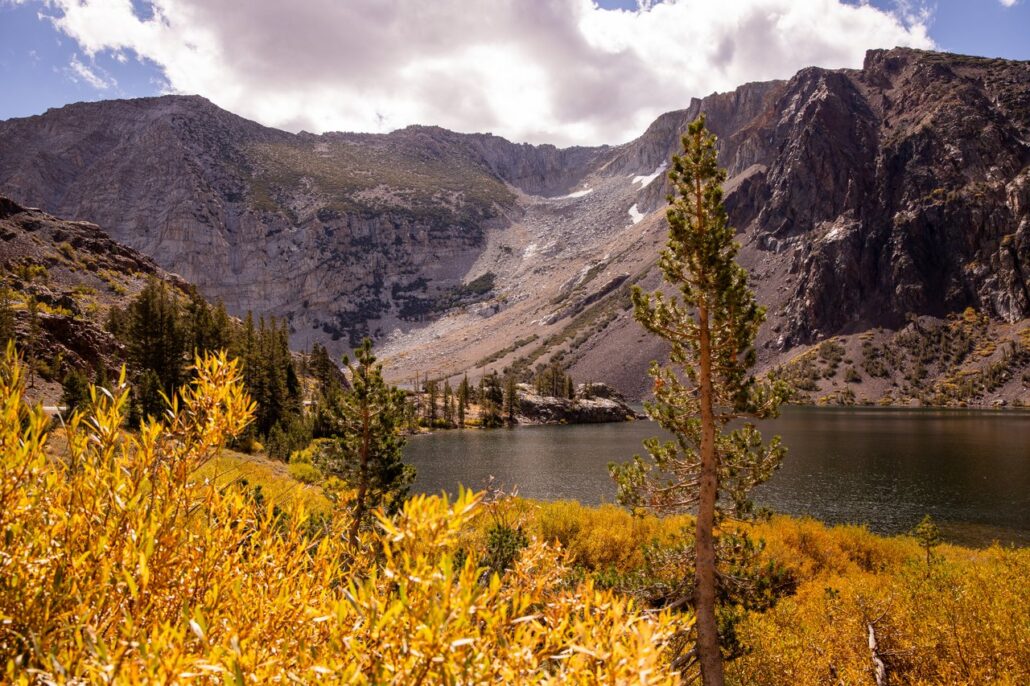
[515,382,641,425]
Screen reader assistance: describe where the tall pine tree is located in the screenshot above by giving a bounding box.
[126,277,185,418]
[479,372,503,428]
[503,374,519,426]
[610,117,787,686]
[0,283,14,347]
[457,373,469,428]
[314,339,414,545]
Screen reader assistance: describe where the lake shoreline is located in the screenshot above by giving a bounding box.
[404,406,1030,547]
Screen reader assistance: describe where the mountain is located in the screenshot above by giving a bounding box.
[1,47,1028,406]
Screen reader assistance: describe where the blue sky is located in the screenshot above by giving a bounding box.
[0,0,1027,145]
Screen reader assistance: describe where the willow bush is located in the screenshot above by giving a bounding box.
[0,344,684,683]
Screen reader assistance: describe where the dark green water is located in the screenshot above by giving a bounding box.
[403,407,1030,546]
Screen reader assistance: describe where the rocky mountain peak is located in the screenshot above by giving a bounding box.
[0,49,1027,404]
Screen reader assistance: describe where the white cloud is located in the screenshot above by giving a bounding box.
[40,0,933,145]
[998,0,1018,7]
[68,54,115,89]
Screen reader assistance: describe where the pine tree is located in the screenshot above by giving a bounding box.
[913,514,942,575]
[60,367,91,416]
[308,342,340,396]
[503,374,519,426]
[425,379,439,425]
[479,372,503,428]
[457,373,469,427]
[0,283,14,347]
[443,380,454,427]
[314,339,414,545]
[610,117,787,686]
[184,293,231,356]
[132,368,164,424]
[126,277,185,401]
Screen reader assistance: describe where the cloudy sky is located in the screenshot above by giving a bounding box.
[1,0,1027,146]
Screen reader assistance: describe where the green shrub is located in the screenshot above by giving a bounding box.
[288,462,322,484]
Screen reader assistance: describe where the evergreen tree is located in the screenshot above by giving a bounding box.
[308,343,340,396]
[533,362,573,398]
[313,339,414,545]
[240,316,302,439]
[503,374,519,426]
[60,367,91,416]
[479,372,503,428]
[0,283,14,347]
[131,368,165,424]
[126,277,185,401]
[184,294,231,356]
[114,283,303,441]
[913,514,942,576]
[443,380,453,427]
[105,304,130,340]
[405,394,419,433]
[457,373,469,428]
[425,379,439,425]
[610,117,787,686]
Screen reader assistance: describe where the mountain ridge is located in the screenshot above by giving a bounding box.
[1,47,1028,405]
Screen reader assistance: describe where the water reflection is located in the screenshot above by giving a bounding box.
[403,407,1030,546]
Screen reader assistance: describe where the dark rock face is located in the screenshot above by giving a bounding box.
[608,49,1030,345]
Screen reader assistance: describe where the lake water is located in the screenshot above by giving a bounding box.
[403,407,1030,546]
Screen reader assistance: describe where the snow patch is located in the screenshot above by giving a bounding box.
[632,162,667,188]
[628,204,645,225]
[558,187,593,199]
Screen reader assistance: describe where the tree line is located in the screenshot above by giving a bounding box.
[75,278,308,457]
[406,361,577,430]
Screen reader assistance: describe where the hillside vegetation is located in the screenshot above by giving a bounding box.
[0,347,678,683]
[770,311,1030,407]
[2,345,1025,684]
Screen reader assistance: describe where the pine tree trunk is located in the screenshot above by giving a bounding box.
[695,301,725,686]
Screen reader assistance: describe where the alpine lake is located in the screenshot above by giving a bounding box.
[403,406,1030,547]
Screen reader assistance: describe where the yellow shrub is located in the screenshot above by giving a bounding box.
[195,449,331,513]
[0,344,685,684]
[751,516,912,580]
[730,525,1030,685]
[287,461,322,484]
[534,501,690,571]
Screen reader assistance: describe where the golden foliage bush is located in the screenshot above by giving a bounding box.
[511,507,1030,685]
[533,500,691,572]
[728,521,1030,686]
[749,515,913,580]
[0,345,684,684]
[729,547,1030,685]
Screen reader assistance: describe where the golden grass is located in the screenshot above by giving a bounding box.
[195,448,333,514]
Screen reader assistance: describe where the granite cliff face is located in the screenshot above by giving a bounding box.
[1,48,1028,404]
[0,98,602,349]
